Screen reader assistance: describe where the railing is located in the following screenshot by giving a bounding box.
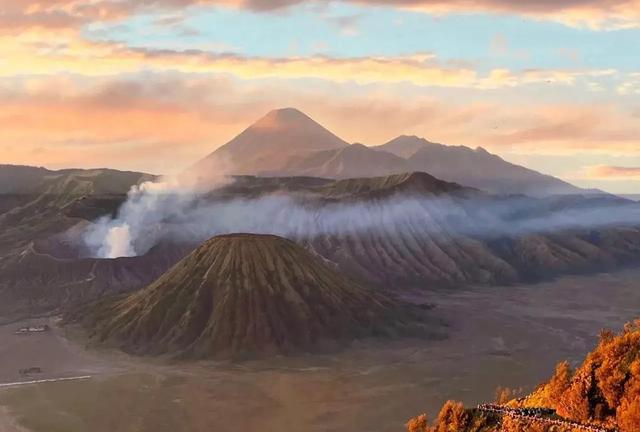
[476,403,615,432]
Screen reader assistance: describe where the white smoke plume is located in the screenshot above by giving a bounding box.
[83,159,232,258]
[100,224,134,258]
[82,173,640,260]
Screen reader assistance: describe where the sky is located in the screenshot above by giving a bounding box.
[1,0,639,193]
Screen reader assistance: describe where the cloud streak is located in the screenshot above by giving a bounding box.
[3,0,640,32]
[0,32,619,93]
[576,165,640,180]
[2,73,639,175]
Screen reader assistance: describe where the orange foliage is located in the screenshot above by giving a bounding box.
[500,416,545,432]
[618,395,640,432]
[406,414,430,432]
[556,319,640,430]
[548,361,573,402]
[435,400,469,432]
[408,319,640,432]
[495,387,520,405]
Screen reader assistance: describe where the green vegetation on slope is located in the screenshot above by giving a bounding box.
[70,234,427,359]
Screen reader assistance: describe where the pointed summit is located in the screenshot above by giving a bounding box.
[375,135,439,158]
[195,108,348,175]
[253,107,314,128]
[72,234,419,359]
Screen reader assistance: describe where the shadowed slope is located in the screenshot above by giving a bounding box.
[74,234,423,359]
[317,171,471,199]
[278,143,409,179]
[380,136,587,196]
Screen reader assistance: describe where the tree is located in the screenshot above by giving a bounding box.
[435,401,469,432]
[547,361,573,404]
[406,414,431,432]
[617,395,640,432]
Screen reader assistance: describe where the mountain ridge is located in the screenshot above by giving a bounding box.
[195,108,590,197]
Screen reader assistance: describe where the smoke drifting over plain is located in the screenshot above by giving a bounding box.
[82,174,640,259]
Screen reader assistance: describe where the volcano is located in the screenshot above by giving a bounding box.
[195,108,348,175]
[73,233,421,359]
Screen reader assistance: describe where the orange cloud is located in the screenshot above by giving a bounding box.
[366,0,640,29]
[0,32,618,92]
[487,104,640,155]
[575,165,640,180]
[1,74,639,175]
[0,75,256,172]
[2,0,640,33]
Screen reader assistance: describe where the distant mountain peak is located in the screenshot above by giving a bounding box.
[395,135,426,142]
[374,135,438,159]
[194,110,587,197]
[194,108,348,175]
[394,134,437,143]
[253,107,315,129]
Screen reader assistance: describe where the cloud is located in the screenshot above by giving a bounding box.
[2,72,639,176]
[575,165,640,180]
[488,104,640,155]
[326,13,363,36]
[617,73,640,95]
[0,0,130,33]
[5,0,640,35]
[0,74,259,172]
[0,32,619,93]
[3,0,640,33]
[357,0,640,29]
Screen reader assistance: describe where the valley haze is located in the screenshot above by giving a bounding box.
[1,1,640,428]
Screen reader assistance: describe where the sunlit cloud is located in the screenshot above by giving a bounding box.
[617,73,640,95]
[3,0,640,32]
[365,0,640,30]
[1,1,638,194]
[2,73,639,175]
[488,104,640,155]
[0,32,619,92]
[574,165,640,180]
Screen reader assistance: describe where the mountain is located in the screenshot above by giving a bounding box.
[0,166,153,255]
[0,164,52,194]
[0,164,152,195]
[2,168,639,322]
[70,234,424,359]
[195,108,348,175]
[374,136,439,159]
[316,171,471,199]
[277,143,409,179]
[0,240,188,322]
[0,165,179,321]
[196,108,590,196]
[203,173,640,289]
[407,320,640,432]
[377,135,585,196]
